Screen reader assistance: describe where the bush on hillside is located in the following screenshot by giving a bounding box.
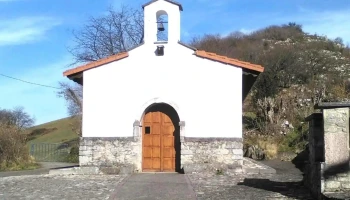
[191,22,350,158]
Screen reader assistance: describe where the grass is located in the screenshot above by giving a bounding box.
[26,117,78,144]
[244,135,281,160]
[0,159,41,171]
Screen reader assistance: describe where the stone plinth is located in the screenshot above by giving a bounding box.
[79,137,141,174]
[181,137,243,173]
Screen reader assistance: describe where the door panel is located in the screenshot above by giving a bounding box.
[142,111,175,172]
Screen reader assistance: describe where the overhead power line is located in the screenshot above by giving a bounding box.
[0,73,61,89]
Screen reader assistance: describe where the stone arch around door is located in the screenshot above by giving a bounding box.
[141,103,182,172]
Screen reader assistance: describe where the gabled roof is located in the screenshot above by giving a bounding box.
[63,52,128,77]
[142,0,183,11]
[63,43,264,78]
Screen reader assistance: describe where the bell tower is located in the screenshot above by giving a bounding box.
[142,0,183,44]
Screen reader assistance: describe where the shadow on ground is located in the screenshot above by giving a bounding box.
[291,147,309,173]
[237,179,311,200]
[243,158,313,199]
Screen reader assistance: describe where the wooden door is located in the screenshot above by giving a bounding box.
[142,111,175,172]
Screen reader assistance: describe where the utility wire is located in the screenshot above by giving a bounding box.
[0,73,61,90]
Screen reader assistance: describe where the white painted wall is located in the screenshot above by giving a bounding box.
[82,0,243,138]
[82,43,243,138]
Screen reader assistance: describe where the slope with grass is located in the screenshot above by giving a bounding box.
[26,117,78,144]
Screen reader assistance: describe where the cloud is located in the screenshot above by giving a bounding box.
[270,8,350,44]
[0,16,61,46]
[238,28,253,35]
[0,55,73,125]
[302,10,350,43]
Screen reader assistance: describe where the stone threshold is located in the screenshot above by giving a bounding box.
[49,167,101,175]
[49,159,276,175]
[139,172,178,174]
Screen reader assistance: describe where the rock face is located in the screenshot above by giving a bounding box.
[243,145,266,160]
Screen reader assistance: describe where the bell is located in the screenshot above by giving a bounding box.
[157,22,165,31]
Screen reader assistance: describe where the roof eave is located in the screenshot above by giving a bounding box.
[63,52,129,77]
[67,73,83,85]
[194,50,264,73]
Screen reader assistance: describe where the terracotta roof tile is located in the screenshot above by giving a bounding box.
[195,50,264,73]
[63,52,129,77]
[63,49,264,78]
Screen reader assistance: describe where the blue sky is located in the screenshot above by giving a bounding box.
[1,0,349,125]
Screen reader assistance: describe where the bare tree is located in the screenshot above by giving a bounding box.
[57,82,83,136]
[57,82,82,116]
[0,107,35,129]
[68,5,144,65]
[59,5,145,136]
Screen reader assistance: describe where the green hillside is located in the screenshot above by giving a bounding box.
[27,117,78,144]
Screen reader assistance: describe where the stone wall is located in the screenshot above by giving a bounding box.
[305,106,350,198]
[79,137,141,174]
[79,132,243,175]
[181,137,243,173]
[323,108,350,193]
[304,113,324,198]
[323,169,350,192]
[304,162,323,199]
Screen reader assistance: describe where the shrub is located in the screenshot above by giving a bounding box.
[279,127,308,153]
[64,144,79,163]
[0,123,38,170]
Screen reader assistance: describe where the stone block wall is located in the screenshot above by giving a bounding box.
[322,108,350,193]
[79,137,141,174]
[323,171,350,192]
[304,162,323,199]
[79,136,243,174]
[305,106,350,198]
[323,108,349,169]
[307,113,324,163]
[181,137,243,173]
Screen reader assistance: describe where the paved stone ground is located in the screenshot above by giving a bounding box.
[0,174,127,200]
[187,173,313,200]
[112,173,197,200]
[186,160,314,199]
[1,160,342,199]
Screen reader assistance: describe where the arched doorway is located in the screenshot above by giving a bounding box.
[142,103,180,172]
